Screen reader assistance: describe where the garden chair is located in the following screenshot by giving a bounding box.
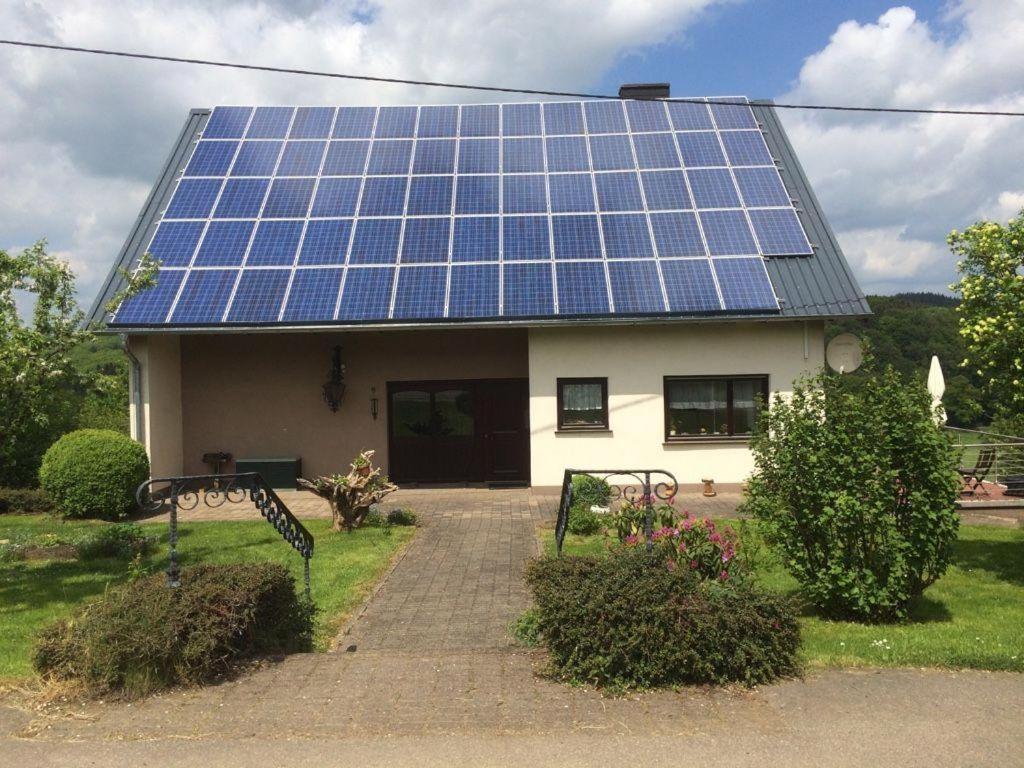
[958,447,996,497]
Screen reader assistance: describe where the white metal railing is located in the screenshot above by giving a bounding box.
[945,427,1024,498]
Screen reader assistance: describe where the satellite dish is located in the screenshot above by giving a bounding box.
[826,333,863,374]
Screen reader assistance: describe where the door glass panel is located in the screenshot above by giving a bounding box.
[392,390,432,437]
[732,379,761,435]
[666,379,727,437]
[434,389,474,437]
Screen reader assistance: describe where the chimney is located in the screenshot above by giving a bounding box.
[618,82,670,100]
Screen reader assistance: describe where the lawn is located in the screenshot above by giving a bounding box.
[0,514,414,680]
[546,522,1024,671]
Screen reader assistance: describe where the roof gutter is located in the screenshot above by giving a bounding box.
[120,334,145,446]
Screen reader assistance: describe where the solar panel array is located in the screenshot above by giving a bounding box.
[112,98,812,327]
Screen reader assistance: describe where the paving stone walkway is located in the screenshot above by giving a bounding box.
[341,493,545,651]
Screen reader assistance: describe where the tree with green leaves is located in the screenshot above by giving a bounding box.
[0,241,156,487]
[743,363,961,622]
[950,211,1024,431]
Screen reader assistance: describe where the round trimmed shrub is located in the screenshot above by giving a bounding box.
[526,550,800,689]
[571,474,612,508]
[567,505,603,535]
[39,429,150,520]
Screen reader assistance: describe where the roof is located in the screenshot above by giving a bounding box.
[88,99,870,332]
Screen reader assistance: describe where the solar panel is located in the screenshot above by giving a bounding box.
[247,220,303,266]
[194,221,253,266]
[503,262,553,316]
[115,97,808,327]
[299,220,352,265]
[712,257,778,310]
[608,261,665,312]
[556,261,610,315]
[170,269,238,323]
[282,267,343,321]
[226,269,291,322]
[452,217,499,262]
[247,107,293,139]
[449,264,499,317]
[392,265,447,319]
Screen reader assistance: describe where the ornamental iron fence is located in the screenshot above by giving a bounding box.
[136,473,315,598]
[555,468,679,555]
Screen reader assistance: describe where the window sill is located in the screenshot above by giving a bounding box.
[663,436,751,445]
[556,428,613,435]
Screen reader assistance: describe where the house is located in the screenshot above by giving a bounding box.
[88,85,869,489]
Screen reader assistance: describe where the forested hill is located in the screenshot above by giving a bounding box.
[828,292,985,427]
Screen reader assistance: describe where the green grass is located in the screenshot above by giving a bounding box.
[0,515,413,680]
[547,523,1024,671]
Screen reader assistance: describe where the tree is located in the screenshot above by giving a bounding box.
[0,241,156,487]
[742,363,961,622]
[298,450,398,532]
[950,211,1024,429]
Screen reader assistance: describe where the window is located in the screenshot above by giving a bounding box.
[557,378,608,431]
[664,376,768,441]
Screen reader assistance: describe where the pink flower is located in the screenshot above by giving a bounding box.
[666,559,677,572]
[690,559,698,570]
[678,540,687,552]
[682,518,693,531]
[719,570,729,581]
[624,534,639,546]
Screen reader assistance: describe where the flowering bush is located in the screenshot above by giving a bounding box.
[609,496,676,541]
[612,497,740,582]
[623,514,740,582]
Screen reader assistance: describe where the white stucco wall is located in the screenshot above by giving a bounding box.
[527,321,825,486]
[128,334,183,478]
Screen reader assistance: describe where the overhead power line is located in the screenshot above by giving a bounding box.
[3,38,1024,118]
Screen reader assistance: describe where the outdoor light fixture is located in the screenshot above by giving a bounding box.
[322,345,346,412]
[370,386,379,420]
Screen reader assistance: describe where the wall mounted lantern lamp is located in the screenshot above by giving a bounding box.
[370,386,379,420]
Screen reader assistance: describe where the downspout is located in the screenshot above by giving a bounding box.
[121,334,145,445]
[803,321,810,360]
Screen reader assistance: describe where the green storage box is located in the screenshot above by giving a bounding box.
[235,457,302,490]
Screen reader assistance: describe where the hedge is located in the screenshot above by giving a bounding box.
[34,563,314,698]
[526,550,800,689]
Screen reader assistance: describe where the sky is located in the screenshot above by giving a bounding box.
[1,0,1023,309]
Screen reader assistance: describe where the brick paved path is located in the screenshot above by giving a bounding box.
[342,492,547,651]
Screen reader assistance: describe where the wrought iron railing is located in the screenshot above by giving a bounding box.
[945,428,1024,498]
[556,469,678,555]
[136,473,315,598]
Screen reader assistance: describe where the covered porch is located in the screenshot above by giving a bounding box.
[127,327,531,485]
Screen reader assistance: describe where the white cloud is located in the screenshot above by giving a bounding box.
[780,1,1024,294]
[0,0,720,307]
[836,226,945,280]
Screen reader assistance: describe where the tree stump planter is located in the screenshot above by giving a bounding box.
[298,450,397,532]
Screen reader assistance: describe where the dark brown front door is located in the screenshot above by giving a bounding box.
[387,379,529,484]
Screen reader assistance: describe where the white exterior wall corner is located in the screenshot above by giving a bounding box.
[128,334,184,478]
[527,321,825,486]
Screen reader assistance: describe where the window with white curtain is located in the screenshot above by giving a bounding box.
[557,378,608,430]
[664,376,768,440]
